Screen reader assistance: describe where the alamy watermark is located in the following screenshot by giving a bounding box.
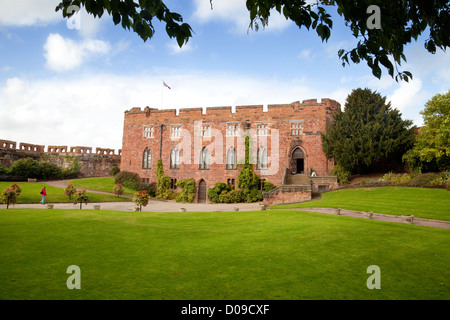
[366,5,381,30]
[66,5,81,30]
[366,265,381,289]
[66,265,81,289]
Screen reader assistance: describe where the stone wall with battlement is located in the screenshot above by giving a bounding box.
[121,98,340,202]
[0,139,121,178]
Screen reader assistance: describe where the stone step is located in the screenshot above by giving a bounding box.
[285,174,309,185]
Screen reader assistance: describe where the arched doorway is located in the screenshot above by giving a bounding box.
[290,147,305,174]
[198,179,207,203]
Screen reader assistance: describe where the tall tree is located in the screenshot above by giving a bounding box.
[56,0,449,81]
[321,88,416,173]
[402,91,450,172]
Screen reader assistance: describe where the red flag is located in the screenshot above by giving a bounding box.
[163,81,171,89]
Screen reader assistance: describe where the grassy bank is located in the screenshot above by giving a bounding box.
[67,177,135,196]
[271,187,450,221]
[0,181,131,203]
[0,208,448,300]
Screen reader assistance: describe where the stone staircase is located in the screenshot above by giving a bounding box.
[285,173,310,186]
[262,171,312,206]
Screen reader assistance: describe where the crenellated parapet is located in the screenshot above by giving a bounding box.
[19,142,45,153]
[70,146,93,154]
[47,145,68,153]
[0,139,16,149]
[0,140,120,156]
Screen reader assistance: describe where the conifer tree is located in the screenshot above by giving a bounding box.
[321,88,416,174]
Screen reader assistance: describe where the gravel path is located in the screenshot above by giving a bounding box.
[2,180,448,229]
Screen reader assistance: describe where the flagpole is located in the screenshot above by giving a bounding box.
[161,82,164,108]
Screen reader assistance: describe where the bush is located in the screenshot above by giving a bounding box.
[9,158,40,179]
[39,161,63,180]
[138,182,156,197]
[219,189,243,203]
[73,189,89,209]
[409,173,441,187]
[207,182,231,203]
[176,178,196,203]
[110,166,120,176]
[113,184,124,197]
[330,164,351,185]
[65,184,76,200]
[0,165,10,175]
[1,187,17,209]
[263,180,276,192]
[114,171,141,190]
[156,159,173,199]
[243,188,263,203]
[62,158,81,179]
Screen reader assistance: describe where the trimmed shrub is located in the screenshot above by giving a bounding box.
[110,166,120,176]
[176,178,196,203]
[218,189,243,203]
[115,171,141,190]
[207,182,231,203]
[263,180,276,192]
[39,161,63,180]
[9,158,40,179]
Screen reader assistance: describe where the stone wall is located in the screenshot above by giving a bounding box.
[262,185,312,206]
[0,139,121,178]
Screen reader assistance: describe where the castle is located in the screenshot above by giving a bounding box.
[0,139,120,178]
[120,98,340,205]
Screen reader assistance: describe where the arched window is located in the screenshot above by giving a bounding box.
[143,147,151,169]
[226,146,237,170]
[199,147,209,170]
[257,146,268,170]
[170,147,180,169]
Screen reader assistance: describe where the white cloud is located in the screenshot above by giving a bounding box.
[297,49,313,61]
[0,0,61,26]
[167,40,195,55]
[44,33,111,72]
[0,71,332,150]
[386,77,428,112]
[192,0,290,34]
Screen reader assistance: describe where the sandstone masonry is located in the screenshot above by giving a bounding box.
[121,99,340,204]
[0,139,121,179]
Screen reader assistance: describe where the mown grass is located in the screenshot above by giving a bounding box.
[271,187,450,221]
[67,177,135,196]
[0,208,448,300]
[0,182,131,203]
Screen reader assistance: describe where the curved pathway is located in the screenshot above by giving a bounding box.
[279,207,450,229]
[2,179,449,229]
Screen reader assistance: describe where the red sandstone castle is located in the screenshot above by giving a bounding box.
[120,98,340,204]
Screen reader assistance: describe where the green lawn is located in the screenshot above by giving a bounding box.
[0,208,448,300]
[67,177,135,196]
[271,187,450,221]
[0,182,131,203]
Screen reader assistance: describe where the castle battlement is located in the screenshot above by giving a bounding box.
[0,139,121,178]
[0,139,121,156]
[125,99,341,117]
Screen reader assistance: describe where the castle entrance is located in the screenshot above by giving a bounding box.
[198,179,207,203]
[290,147,305,174]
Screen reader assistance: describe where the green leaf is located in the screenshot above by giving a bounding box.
[112,12,121,25]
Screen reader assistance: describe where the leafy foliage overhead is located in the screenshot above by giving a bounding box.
[56,0,449,81]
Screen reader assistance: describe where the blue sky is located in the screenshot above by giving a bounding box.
[0,0,449,151]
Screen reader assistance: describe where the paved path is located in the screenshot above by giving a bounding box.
[286,207,450,229]
[1,180,449,229]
